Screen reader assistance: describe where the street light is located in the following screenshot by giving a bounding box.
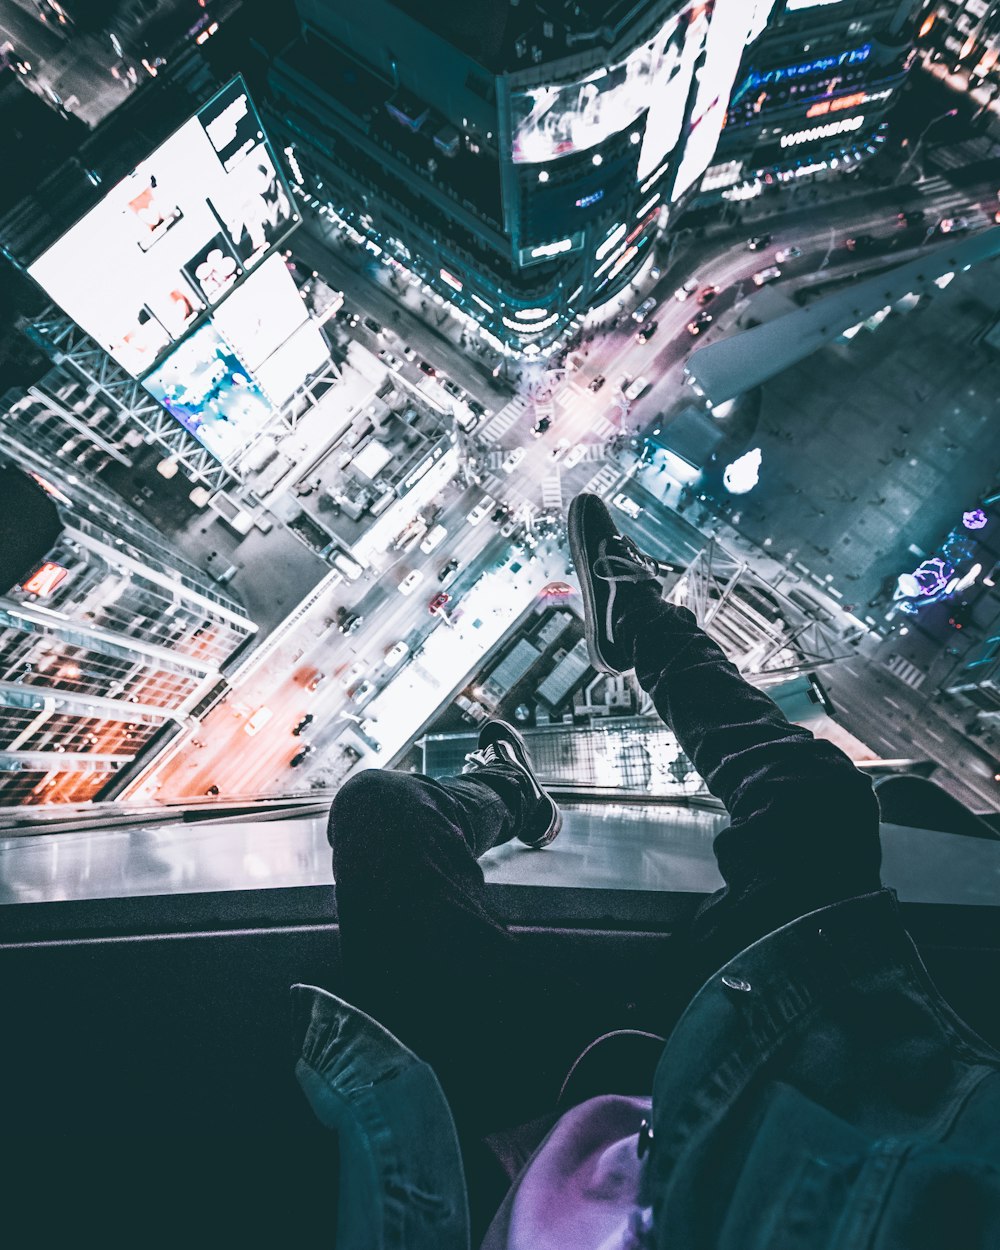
[896,108,959,185]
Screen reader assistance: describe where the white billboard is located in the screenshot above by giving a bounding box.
[671,0,780,202]
[510,10,702,168]
[28,78,299,379]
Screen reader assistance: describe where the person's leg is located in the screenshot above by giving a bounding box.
[328,737,578,1134]
[568,493,882,977]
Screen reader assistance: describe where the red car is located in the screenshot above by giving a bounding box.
[428,591,451,615]
[418,361,436,376]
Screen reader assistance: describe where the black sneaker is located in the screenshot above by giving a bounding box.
[462,720,562,849]
[568,492,676,675]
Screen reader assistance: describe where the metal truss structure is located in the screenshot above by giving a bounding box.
[26,307,234,490]
[24,309,343,498]
[667,538,863,680]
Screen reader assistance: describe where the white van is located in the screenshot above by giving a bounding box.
[419,523,448,554]
[332,551,364,580]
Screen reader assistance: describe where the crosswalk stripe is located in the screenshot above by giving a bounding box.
[582,464,622,497]
[885,654,925,690]
[479,398,527,444]
[541,472,563,510]
[592,417,615,439]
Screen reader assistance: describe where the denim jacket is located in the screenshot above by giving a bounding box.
[293,888,1000,1250]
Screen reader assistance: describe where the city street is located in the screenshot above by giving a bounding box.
[129,157,1000,813]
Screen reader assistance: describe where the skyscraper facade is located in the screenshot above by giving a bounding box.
[700,0,919,200]
[264,0,777,352]
[0,419,256,807]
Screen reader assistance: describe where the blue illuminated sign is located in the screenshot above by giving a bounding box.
[575,190,604,208]
[746,44,871,90]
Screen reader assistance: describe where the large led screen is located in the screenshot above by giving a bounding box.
[671,0,780,202]
[29,78,298,378]
[142,322,274,465]
[511,12,699,168]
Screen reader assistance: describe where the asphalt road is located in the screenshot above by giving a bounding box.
[134,164,1000,812]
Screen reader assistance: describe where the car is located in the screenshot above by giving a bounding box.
[244,706,274,737]
[468,399,487,418]
[500,517,518,538]
[305,670,326,693]
[774,246,802,263]
[531,415,552,437]
[939,215,970,234]
[635,320,659,343]
[844,234,875,252]
[674,279,699,301]
[551,437,571,462]
[747,234,771,251]
[292,713,314,737]
[362,316,382,336]
[696,285,719,306]
[563,444,587,468]
[418,360,436,376]
[336,609,364,636]
[501,447,526,474]
[437,557,460,583]
[443,379,464,399]
[588,374,606,392]
[687,312,713,336]
[612,492,643,520]
[428,591,451,615]
[290,744,314,768]
[401,344,417,362]
[896,210,925,227]
[419,523,447,554]
[623,376,649,402]
[466,497,494,526]
[341,660,366,689]
[751,265,782,286]
[349,680,375,706]
[384,641,410,668]
[631,296,657,322]
[205,784,220,796]
[377,348,402,371]
[398,569,424,596]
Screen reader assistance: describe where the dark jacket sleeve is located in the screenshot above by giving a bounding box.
[629,598,883,972]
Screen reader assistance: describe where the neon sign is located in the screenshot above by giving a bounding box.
[780,114,865,148]
[747,45,871,89]
[21,561,69,597]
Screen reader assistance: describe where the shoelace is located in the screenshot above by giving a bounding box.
[593,536,661,646]
[462,743,505,772]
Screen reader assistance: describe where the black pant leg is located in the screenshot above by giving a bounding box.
[328,767,596,1133]
[619,591,883,973]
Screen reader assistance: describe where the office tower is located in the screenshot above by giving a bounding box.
[0,443,256,807]
[701,0,919,200]
[263,0,778,351]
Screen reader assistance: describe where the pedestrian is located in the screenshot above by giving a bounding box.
[305,492,1000,1249]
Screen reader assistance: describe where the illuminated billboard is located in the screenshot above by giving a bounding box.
[142,322,274,465]
[671,0,780,202]
[510,10,701,170]
[28,78,298,379]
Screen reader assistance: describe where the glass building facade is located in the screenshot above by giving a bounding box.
[0,418,256,807]
[263,0,778,352]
